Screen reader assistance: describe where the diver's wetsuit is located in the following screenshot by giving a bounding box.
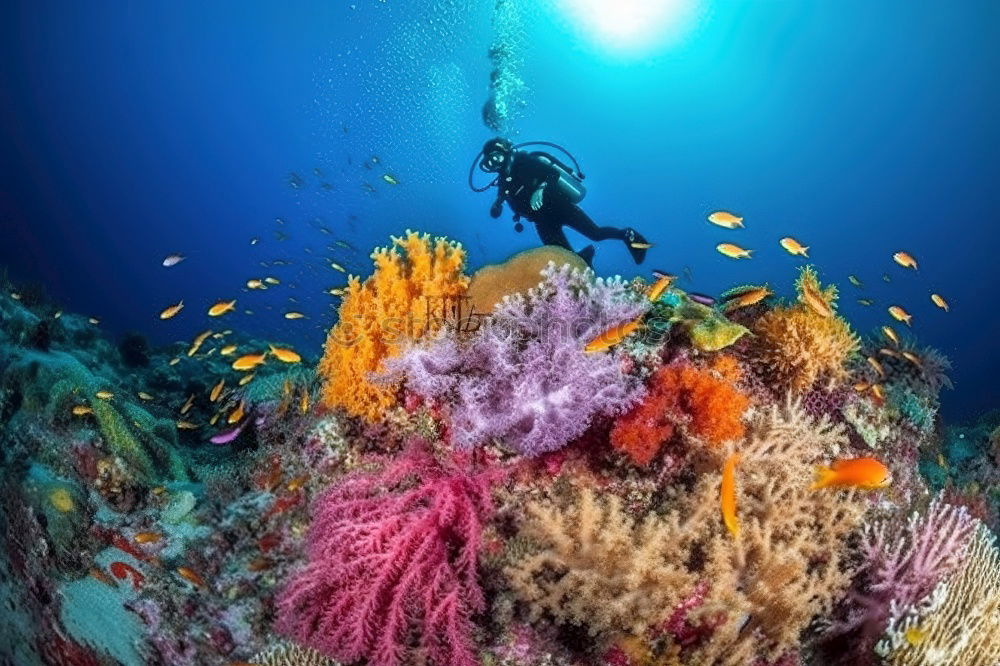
[490,151,648,265]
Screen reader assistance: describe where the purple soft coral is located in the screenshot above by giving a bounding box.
[276,442,496,666]
[828,493,975,652]
[386,263,648,456]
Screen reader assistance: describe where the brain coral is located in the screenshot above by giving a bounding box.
[750,266,860,392]
[318,231,469,421]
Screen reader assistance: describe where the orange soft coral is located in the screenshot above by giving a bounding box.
[318,230,469,421]
[610,362,750,465]
[750,266,860,392]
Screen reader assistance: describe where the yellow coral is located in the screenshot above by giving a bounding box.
[318,231,469,421]
[466,244,587,315]
[49,487,75,513]
[750,266,859,391]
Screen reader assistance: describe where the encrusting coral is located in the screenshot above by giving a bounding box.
[465,244,588,315]
[318,230,469,421]
[750,266,860,391]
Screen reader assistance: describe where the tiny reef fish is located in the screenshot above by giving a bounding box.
[300,389,310,415]
[284,312,306,320]
[867,356,886,378]
[210,378,225,403]
[901,351,923,368]
[159,301,184,320]
[869,383,886,405]
[848,275,863,288]
[176,566,206,588]
[133,532,162,544]
[208,300,237,317]
[220,344,238,356]
[888,305,912,326]
[137,391,154,401]
[779,237,809,257]
[881,325,900,346]
[162,254,185,267]
[239,373,255,386]
[176,420,199,430]
[722,285,772,312]
[89,317,100,325]
[330,262,346,272]
[72,405,93,416]
[720,452,740,538]
[893,251,918,270]
[269,345,302,363]
[799,282,833,318]
[716,243,752,259]
[188,329,213,356]
[228,401,245,425]
[382,173,399,185]
[265,277,280,285]
[811,457,891,490]
[247,279,265,290]
[95,391,114,400]
[584,317,643,353]
[232,353,266,371]
[930,293,949,312]
[647,274,676,302]
[707,211,744,229]
[168,357,180,366]
[180,394,195,415]
[857,299,874,307]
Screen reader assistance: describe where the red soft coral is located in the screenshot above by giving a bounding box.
[276,441,497,666]
[610,362,749,465]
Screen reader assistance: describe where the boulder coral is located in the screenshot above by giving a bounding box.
[318,230,469,422]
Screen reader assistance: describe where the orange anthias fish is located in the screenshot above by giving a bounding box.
[716,243,752,259]
[176,566,206,588]
[881,325,900,346]
[208,300,237,317]
[647,274,676,302]
[232,353,266,371]
[931,293,949,312]
[888,305,913,326]
[811,457,891,490]
[220,344,238,356]
[228,401,245,425]
[779,237,809,257]
[800,282,833,318]
[187,329,212,356]
[722,285,772,312]
[720,452,740,538]
[893,251,918,270]
[269,345,302,363]
[210,378,225,403]
[707,211,744,229]
[584,317,643,353]
[159,301,184,320]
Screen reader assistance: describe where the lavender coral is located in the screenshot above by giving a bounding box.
[276,442,495,666]
[386,263,648,456]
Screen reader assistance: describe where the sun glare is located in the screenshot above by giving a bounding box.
[558,0,698,56]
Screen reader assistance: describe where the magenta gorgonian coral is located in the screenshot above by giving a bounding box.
[276,442,497,666]
[384,263,648,456]
[827,493,976,652]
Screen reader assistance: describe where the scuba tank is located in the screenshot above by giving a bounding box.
[533,153,586,204]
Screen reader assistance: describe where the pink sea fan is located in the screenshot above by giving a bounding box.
[384,263,648,456]
[276,442,497,666]
[828,493,975,650]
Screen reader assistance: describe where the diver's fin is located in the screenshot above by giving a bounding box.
[577,244,596,267]
[625,228,649,264]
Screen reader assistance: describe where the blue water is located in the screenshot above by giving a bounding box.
[1,0,997,420]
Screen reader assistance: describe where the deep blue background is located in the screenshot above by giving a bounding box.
[1,1,997,419]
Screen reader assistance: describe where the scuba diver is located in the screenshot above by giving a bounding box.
[469,137,651,265]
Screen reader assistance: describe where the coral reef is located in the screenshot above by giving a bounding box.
[318,230,469,421]
[465,244,588,315]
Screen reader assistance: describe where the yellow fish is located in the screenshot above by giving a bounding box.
[95,391,114,400]
[867,356,886,378]
[382,173,399,185]
[209,412,221,426]
[720,452,740,538]
[881,325,900,346]
[238,373,255,386]
[210,378,225,403]
[901,351,923,368]
[848,275,863,288]
[232,353,266,371]
[800,282,833,318]
[208,300,237,317]
[269,345,302,363]
[220,344,238,356]
[878,348,900,359]
[330,262,346,273]
[284,312,306,320]
[779,237,809,257]
[584,317,643,353]
[133,531,162,544]
[811,457,890,490]
[176,420,199,430]
[227,401,245,425]
[893,251,918,270]
[647,274,676,302]
[187,329,213,356]
[264,277,280,285]
[169,357,180,366]
[931,293,949,312]
[870,383,886,405]
[853,381,871,393]
[137,391,154,401]
[327,287,346,297]
[722,285,772,312]
[716,243,752,259]
[300,388,310,414]
[707,211,744,229]
[180,394,195,415]
[72,405,93,416]
[159,301,184,320]
[247,279,265,290]
[888,305,912,326]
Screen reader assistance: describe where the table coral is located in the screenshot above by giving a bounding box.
[750,266,859,392]
[318,230,469,422]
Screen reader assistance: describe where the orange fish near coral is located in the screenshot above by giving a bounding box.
[210,378,225,403]
[208,300,237,317]
[888,305,912,326]
[159,301,184,320]
[716,243,752,259]
[176,566,206,588]
[232,353,266,371]
[779,237,809,257]
[721,285,772,312]
[228,400,245,425]
[720,452,740,537]
[133,531,162,544]
[930,293,949,312]
[893,251,918,270]
[269,345,301,363]
[811,457,891,490]
[881,325,900,346]
[799,282,833,318]
[187,329,212,357]
[584,317,643,353]
[707,211,744,229]
[647,274,675,302]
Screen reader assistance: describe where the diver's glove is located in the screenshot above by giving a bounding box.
[530,182,547,211]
